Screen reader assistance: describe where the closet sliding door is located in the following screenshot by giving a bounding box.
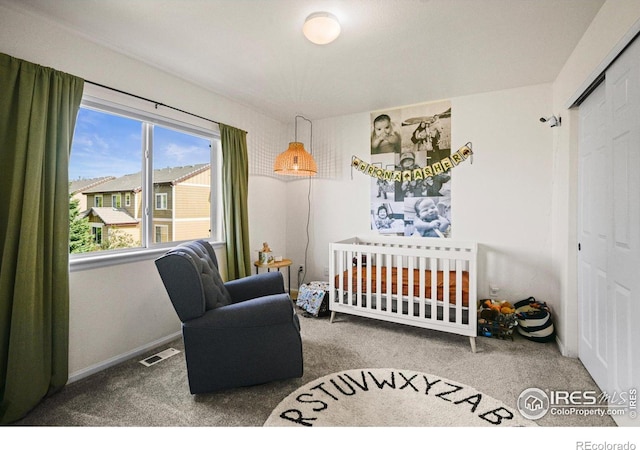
[578,35,640,427]
[578,80,609,394]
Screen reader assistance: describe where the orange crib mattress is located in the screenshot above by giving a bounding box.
[334,266,469,307]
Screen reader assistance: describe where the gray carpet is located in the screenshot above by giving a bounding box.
[13,310,615,427]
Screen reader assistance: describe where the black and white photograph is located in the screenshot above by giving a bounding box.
[403,195,452,238]
[370,202,404,235]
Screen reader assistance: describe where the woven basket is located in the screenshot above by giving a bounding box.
[514,297,555,342]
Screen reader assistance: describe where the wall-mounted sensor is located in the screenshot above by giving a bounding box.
[539,115,561,127]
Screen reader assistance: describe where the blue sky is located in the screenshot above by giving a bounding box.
[69,107,211,180]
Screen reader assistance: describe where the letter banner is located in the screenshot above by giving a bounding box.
[353,143,473,182]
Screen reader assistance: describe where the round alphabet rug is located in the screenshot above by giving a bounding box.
[264,368,536,427]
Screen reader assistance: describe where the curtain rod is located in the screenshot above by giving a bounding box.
[85,80,221,126]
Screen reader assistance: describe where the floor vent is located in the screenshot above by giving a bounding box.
[139,347,181,367]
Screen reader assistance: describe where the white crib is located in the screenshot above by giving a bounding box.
[329,235,478,352]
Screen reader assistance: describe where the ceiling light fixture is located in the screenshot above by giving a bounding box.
[303,12,341,45]
[274,115,317,177]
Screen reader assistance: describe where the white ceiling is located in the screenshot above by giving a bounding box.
[5,0,605,122]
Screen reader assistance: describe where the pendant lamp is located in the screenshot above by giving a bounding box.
[274,115,317,177]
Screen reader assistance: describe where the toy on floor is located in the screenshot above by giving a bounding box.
[477,299,517,340]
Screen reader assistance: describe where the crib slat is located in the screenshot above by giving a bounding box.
[356,251,362,308]
[419,256,426,319]
[407,256,414,317]
[341,249,346,305]
[376,258,382,311]
[336,250,344,303]
[455,259,463,324]
[386,252,393,313]
[365,251,372,310]
[469,254,477,328]
[347,250,353,306]
[396,254,403,316]
[443,259,450,323]
[430,258,437,320]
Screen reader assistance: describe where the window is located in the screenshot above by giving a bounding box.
[155,193,168,210]
[69,90,221,259]
[155,225,169,243]
[112,194,121,208]
[91,225,103,245]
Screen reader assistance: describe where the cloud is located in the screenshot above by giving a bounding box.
[163,143,207,163]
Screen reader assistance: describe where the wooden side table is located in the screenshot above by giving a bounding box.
[254,258,293,294]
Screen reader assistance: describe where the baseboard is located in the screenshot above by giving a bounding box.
[555,334,566,356]
[555,334,579,358]
[67,331,182,384]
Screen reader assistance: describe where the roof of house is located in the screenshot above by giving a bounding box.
[69,176,116,194]
[83,173,143,194]
[82,207,139,226]
[83,164,210,194]
[154,163,210,184]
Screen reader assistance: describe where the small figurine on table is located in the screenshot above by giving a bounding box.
[260,242,274,264]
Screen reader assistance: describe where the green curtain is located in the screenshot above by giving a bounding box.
[219,124,251,280]
[0,53,84,424]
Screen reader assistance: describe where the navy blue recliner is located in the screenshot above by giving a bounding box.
[155,240,303,394]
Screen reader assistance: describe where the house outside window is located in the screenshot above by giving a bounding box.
[69,89,221,261]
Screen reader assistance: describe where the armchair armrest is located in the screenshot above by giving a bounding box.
[185,293,294,329]
[224,271,285,303]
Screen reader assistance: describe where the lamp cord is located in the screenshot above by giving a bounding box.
[303,163,312,285]
[294,115,313,288]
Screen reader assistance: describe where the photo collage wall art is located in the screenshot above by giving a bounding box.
[369,99,452,238]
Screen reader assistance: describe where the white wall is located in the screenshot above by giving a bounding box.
[0,3,289,378]
[287,84,556,305]
[248,176,289,274]
[550,0,640,356]
[452,85,555,301]
[286,113,372,286]
[68,260,180,379]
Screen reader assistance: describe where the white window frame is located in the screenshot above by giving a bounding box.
[125,193,131,207]
[70,84,224,271]
[154,224,169,243]
[94,195,103,207]
[91,224,103,245]
[112,193,122,208]
[155,193,168,210]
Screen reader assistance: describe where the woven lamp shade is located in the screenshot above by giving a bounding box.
[274,142,317,176]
